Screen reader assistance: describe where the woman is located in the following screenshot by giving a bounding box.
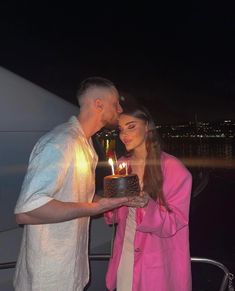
[104,105,192,291]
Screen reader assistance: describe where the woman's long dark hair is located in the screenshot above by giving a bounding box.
[120,101,171,211]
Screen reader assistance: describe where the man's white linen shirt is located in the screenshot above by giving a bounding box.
[14,116,98,291]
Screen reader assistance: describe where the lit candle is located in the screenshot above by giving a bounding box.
[122,162,128,175]
[118,162,128,175]
[108,158,115,175]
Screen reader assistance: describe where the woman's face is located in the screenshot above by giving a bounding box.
[118,114,148,151]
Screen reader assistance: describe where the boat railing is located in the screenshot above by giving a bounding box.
[0,256,234,291]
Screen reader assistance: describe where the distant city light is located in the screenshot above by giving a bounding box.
[96,119,235,140]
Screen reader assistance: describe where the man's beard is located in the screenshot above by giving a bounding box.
[101,116,119,130]
[103,122,118,130]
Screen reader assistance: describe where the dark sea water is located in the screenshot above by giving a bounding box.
[164,138,235,290]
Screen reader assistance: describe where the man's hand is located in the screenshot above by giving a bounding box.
[95,197,129,214]
[92,191,150,216]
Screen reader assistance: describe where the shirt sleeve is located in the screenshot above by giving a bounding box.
[136,156,192,237]
[15,141,70,214]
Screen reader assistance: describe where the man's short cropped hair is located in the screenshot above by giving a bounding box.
[76,77,116,104]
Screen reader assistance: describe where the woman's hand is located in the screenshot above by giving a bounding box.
[124,194,149,208]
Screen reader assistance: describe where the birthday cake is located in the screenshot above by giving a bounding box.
[104,174,140,198]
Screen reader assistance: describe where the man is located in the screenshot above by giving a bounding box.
[13,77,146,291]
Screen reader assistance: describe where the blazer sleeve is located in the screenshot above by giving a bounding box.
[104,210,118,225]
[136,155,192,237]
[104,206,127,225]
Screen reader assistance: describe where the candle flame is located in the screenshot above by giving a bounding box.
[108,158,114,166]
[118,162,128,175]
[108,158,115,175]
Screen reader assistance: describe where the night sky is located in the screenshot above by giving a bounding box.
[1,1,235,124]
